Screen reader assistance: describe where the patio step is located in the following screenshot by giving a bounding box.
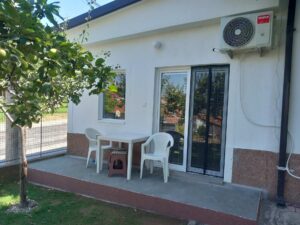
[28,156,261,225]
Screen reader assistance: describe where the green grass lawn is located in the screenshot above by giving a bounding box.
[43,103,68,114]
[0,181,185,225]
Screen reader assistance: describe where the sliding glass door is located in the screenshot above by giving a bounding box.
[156,66,228,176]
[187,66,229,177]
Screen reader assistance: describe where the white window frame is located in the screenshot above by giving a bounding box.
[98,70,126,124]
[153,67,191,172]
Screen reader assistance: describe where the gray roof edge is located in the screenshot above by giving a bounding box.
[66,0,142,30]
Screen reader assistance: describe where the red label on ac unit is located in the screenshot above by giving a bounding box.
[257,15,270,24]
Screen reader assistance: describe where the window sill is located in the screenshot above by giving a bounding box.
[98,119,126,125]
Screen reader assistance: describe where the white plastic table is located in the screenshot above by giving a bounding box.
[96,132,149,180]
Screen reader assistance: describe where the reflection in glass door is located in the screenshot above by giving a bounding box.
[159,71,188,169]
[188,66,228,177]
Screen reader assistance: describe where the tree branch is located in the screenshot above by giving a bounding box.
[9,64,16,79]
[7,88,16,96]
[7,64,17,88]
[0,103,15,124]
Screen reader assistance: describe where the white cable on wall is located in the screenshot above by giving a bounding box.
[239,53,280,129]
[240,58,300,179]
[286,132,300,179]
[240,57,300,179]
[239,12,285,129]
[238,12,300,179]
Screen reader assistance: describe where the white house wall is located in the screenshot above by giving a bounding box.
[70,21,296,184]
[66,0,280,45]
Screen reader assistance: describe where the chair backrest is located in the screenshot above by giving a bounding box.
[166,130,184,148]
[148,132,174,155]
[85,128,101,143]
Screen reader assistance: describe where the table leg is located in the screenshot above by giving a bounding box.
[100,144,104,171]
[127,142,133,180]
[97,142,100,173]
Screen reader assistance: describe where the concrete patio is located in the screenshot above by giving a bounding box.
[28,155,261,225]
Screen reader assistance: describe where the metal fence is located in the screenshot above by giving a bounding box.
[0,111,67,165]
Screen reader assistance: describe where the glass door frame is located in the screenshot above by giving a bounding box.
[154,67,191,172]
[187,65,229,177]
[153,65,228,176]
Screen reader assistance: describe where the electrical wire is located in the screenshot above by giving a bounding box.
[239,53,280,129]
[238,11,300,179]
[286,132,300,179]
[239,11,285,129]
[240,57,300,179]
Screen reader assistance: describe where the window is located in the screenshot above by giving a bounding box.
[99,72,126,120]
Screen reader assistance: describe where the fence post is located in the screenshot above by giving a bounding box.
[40,116,43,157]
[5,91,19,162]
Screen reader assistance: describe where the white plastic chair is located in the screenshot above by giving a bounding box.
[85,128,112,168]
[140,132,174,183]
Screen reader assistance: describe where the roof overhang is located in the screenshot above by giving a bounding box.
[66,0,142,29]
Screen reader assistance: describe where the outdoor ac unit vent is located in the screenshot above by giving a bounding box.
[220,11,273,53]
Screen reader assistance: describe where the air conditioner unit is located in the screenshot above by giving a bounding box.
[220,11,273,53]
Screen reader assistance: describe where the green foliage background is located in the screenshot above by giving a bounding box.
[0,0,114,127]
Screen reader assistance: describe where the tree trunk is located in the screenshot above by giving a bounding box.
[18,126,29,208]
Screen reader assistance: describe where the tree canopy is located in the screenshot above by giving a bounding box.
[0,0,114,127]
[0,0,115,208]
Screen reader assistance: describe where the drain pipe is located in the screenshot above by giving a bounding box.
[276,0,296,207]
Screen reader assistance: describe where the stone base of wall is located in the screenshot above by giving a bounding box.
[67,133,142,166]
[232,148,300,205]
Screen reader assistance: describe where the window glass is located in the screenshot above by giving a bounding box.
[159,72,187,165]
[102,72,126,120]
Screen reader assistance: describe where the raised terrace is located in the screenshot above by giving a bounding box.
[28,155,262,225]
